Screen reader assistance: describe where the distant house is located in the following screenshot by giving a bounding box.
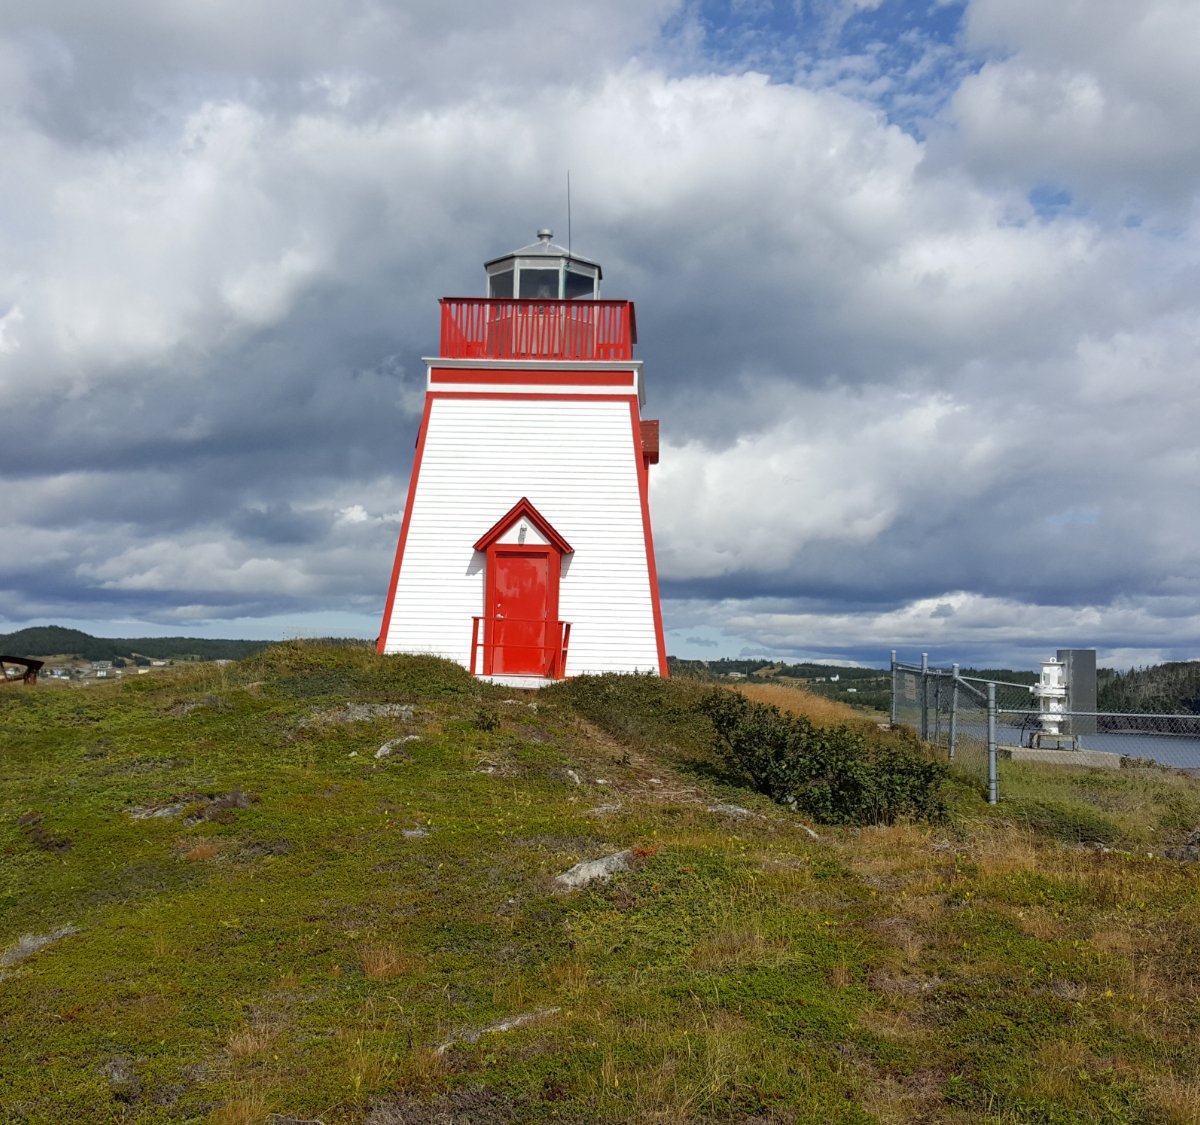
[91,660,113,679]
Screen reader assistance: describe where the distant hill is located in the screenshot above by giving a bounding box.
[0,625,274,663]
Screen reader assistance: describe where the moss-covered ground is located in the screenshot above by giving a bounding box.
[2,645,1200,1123]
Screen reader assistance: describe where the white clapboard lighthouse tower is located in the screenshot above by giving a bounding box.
[377,230,667,684]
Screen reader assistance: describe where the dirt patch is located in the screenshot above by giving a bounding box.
[169,696,231,717]
[128,790,257,825]
[16,811,72,853]
[99,1055,141,1104]
[367,1087,521,1124]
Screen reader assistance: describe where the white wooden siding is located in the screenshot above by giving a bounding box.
[382,396,660,674]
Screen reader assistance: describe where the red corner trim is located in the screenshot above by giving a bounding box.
[473,497,574,555]
[629,400,669,677]
[377,396,434,652]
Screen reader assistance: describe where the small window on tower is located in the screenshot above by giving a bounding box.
[489,270,514,299]
[519,269,559,299]
[564,269,595,300]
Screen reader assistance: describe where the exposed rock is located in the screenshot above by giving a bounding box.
[129,790,255,826]
[585,804,623,817]
[564,769,582,786]
[0,924,80,974]
[553,850,633,890]
[1164,845,1200,862]
[302,702,416,728]
[375,735,420,760]
[402,827,430,839]
[434,1007,560,1054]
[707,803,755,818]
[127,802,187,821]
[344,703,415,722]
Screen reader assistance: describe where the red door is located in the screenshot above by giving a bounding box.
[489,549,552,675]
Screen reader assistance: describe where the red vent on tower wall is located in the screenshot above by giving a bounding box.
[640,419,659,467]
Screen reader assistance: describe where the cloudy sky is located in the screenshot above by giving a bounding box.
[2,0,1198,670]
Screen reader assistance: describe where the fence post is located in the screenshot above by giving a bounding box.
[889,650,897,727]
[920,653,929,742]
[949,663,959,762]
[987,681,998,805]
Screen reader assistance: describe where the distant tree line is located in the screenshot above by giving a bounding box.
[1097,662,1200,715]
[0,625,273,663]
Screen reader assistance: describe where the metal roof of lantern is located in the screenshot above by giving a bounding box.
[484,228,601,274]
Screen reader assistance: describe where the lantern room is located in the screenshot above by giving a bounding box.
[484,228,601,301]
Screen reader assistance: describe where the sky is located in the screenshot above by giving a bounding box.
[2,0,1199,671]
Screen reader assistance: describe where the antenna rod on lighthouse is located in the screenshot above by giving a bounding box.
[567,169,572,256]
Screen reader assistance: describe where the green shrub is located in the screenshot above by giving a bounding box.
[699,690,946,825]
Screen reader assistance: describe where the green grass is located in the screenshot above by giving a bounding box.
[2,645,1200,1122]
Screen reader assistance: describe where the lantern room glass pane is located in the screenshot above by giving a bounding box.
[489,269,514,299]
[564,268,596,300]
[519,268,560,299]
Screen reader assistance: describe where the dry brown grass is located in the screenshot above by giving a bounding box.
[181,840,220,862]
[734,682,869,728]
[1089,922,1151,956]
[1146,1072,1200,1124]
[210,1088,267,1125]
[1014,905,1065,940]
[227,1024,274,1058]
[689,924,787,971]
[390,1045,446,1093]
[546,955,591,992]
[359,942,412,980]
[1022,1041,1107,1108]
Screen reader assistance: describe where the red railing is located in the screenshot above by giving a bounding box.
[470,617,572,680]
[440,299,635,361]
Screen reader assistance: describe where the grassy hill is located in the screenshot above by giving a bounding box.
[3,645,1200,1122]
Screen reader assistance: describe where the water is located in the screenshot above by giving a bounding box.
[953,720,1200,771]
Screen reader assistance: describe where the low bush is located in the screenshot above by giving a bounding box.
[699,690,946,825]
[552,673,715,759]
[1010,799,1123,844]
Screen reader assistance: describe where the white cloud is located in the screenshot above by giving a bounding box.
[951,0,1200,211]
[0,0,1198,669]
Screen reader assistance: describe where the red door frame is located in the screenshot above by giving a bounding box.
[482,543,563,676]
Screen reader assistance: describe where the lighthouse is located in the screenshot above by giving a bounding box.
[377,229,667,684]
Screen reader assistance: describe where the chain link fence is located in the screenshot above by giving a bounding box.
[891,652,1200,802]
